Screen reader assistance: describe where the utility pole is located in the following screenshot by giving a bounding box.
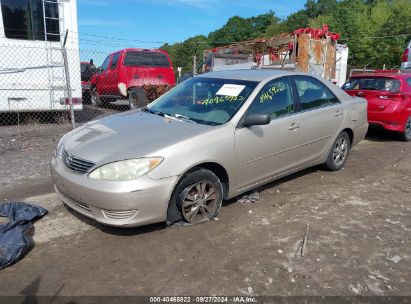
[193,42,199,76]
[62,30,76,129]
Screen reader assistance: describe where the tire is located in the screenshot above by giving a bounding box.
[90,87,102,107]
[324,131,351,171]
[400,116,411,142]
[128,87,149,110]
[82,91,91,104]
[168,168,223,225]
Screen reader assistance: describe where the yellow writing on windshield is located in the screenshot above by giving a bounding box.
[200,95,244,105]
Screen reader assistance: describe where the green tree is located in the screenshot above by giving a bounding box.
[161,0,411,73]
[208,13,275,45]
[161,35,210,76]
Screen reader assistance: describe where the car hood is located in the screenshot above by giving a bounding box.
[63,111,212,164]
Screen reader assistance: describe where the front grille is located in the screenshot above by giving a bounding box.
[102,209,138,220]
[55,186,91,212]
[62,149,96,174]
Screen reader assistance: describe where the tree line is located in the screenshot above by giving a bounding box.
[161,0,411,75]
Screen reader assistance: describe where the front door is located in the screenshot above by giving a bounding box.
[235,77,301,191]
[97,54,112,96]
[105,52,121,96]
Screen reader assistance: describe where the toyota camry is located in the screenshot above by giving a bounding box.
[51,70,368,227]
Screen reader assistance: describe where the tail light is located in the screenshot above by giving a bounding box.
[60,97,82,105]
[402,48,409,62]
[378,94,404,101]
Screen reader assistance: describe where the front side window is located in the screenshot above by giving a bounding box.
[246,77,294,119]
[1,0,59,41]
[149,77,258,125]
[110,52,121,70]
[101,55,110,72]
[294,76,339,111]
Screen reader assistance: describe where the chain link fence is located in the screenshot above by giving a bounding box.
[0,43,191,129]
[0,39,398,151]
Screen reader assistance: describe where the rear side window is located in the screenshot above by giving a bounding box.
[124,51,170,68]
[110,52,121,70]
[342,77,401,92]
[294,76,339,111]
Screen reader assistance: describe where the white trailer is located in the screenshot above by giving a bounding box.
[0,0,82,113]
[335,44,349,87]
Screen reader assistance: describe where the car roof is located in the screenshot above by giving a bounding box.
[117,48,168,54]
[199,69,290,82]
[350,73,411,79]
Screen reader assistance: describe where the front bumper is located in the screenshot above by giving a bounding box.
[50,155,178,227]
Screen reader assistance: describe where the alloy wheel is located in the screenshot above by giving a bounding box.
[90,89,98,106]
[181,181,218,224]
[333,137,348,167]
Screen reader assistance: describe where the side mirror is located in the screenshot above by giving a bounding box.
[243,113,271,127]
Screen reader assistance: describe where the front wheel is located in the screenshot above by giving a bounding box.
[90,87,102,107]
[324,131,351,171]
[401,116,411,142]
[170,169,223,225]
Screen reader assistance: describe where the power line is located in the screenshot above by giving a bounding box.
[0,26,410,47]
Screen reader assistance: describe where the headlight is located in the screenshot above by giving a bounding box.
[55,136,66,157]
[88,157,163,181]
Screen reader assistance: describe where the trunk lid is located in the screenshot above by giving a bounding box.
[345,90,403,111]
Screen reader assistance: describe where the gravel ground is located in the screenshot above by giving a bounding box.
[0,114,410,298]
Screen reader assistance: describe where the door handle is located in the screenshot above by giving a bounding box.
[288,123,300,131]
[334,110,343,117]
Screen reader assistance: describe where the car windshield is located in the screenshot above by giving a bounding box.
[148,77,258,126]
[342,77,401,92]
[81,63,90,73]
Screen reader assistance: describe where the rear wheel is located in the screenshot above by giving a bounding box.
[401,116,411,142]
[325,131,351,171]
[169,169,223,225]
[128,87,149,110]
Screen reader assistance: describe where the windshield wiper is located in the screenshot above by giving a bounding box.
[141,107,165,117]
[171,113,197,124]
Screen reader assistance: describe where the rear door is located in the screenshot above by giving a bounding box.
[235,77,301,190]
[292,76,345,164]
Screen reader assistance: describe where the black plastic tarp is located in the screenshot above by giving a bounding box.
[0,202,48,270]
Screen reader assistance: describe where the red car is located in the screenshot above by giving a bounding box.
[90,48,175,108]
[343,73,411,141]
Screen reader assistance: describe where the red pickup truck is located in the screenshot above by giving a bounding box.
[90,48,176,109]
